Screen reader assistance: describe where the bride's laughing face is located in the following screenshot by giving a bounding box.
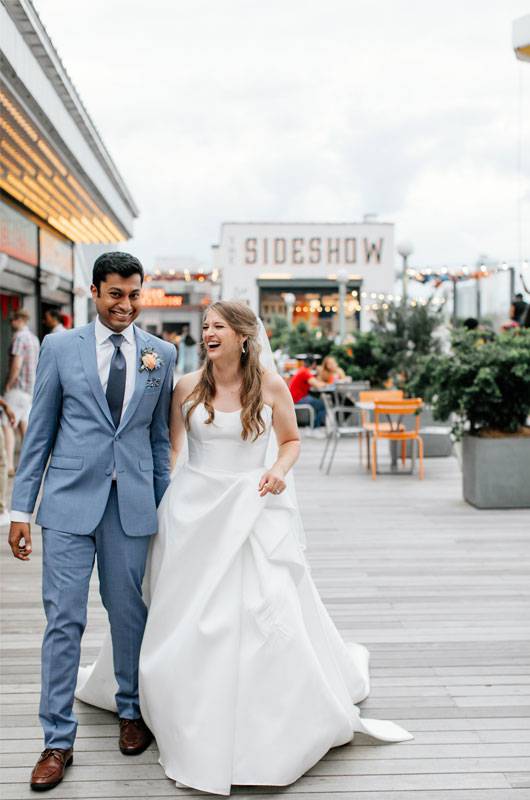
[202,309,244,363]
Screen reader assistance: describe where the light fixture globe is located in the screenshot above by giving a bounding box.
[397,241,414,259]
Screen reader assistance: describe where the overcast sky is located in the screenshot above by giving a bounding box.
[34,0,529,272]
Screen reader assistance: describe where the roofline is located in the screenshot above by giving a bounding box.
[219,221,394,227]
[3,0,139,217]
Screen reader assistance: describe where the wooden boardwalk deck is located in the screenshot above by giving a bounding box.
[1,442,529,799]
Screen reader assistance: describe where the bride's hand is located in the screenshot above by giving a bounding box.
[258,469,286,497]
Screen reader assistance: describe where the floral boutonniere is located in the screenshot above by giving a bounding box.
[139,347,163,372]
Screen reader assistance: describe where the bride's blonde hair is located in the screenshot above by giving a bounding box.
[184,301,266,441]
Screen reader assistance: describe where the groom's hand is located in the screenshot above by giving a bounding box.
[8,523,32,561]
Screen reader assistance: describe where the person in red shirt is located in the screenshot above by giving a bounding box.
[289,356,327,428]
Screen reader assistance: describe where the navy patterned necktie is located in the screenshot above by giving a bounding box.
[106,334,126,427]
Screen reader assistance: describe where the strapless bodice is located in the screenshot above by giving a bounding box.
[186,403,273,473]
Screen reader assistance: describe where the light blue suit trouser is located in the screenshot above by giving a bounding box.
[39,485,150,749]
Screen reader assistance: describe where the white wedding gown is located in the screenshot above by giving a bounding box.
[76,403,412,795]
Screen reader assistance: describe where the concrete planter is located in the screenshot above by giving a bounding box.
[393,406,453,459]
[462,433,530,509]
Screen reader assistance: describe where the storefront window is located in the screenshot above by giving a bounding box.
[259,285,361,337]
[0,201,38,266]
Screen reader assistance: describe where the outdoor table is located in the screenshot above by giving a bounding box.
[334,382,360,405]
[310,381,351,400]
[309,384,337,402]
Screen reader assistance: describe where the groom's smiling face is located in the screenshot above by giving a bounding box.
[91,272,143,332]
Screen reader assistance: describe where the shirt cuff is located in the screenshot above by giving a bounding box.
[10,510,32,524]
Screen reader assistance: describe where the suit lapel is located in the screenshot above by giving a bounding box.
[117,325,149,432]
[77,322,114,428]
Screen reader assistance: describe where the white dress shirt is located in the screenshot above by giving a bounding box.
[10,317,138,524]
[94,316,137,418]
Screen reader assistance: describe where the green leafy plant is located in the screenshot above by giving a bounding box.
[408,329,530,438]
[269,318,333,359]
[333,300,444,388]
[331,333,393,386]
[370,300,443,389]
[270,301,444,388]
[269,316,289,351]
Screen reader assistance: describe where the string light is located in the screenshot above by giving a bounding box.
[352,296,448,312]
[408,262,523,285]
[270,289,449,315]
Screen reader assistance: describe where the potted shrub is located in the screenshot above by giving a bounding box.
[409,329,530,508]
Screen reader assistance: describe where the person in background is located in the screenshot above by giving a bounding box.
[0,397,16,527]
[43,308,66,334]
[289,355,327,431]
[177,328,199,374]
[509,293,528,326]
[317,355,348,384]
[513,274,530,328]
[2,309,40,476]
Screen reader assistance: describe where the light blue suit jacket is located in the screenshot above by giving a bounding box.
[11,322,176,536]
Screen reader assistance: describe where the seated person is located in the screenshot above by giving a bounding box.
[317,355,348,384]
[289,356,326,428]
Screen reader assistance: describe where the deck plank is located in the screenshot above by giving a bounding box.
[1,444,529,798]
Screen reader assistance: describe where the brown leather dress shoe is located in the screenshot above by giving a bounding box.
[30,748,73,791]
[119,717,153,755]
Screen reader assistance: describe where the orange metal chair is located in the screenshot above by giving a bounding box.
[358,390,404,468]
[358,390,404,427]
[370,398,424,480]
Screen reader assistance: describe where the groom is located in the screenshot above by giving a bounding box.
[8,252,176,791]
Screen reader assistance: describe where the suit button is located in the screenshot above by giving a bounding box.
[115,434,120,440]
[105,469,112,476]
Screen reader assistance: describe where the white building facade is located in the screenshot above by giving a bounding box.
[141,263,221,342]
[1,0,137,384]
[214,221,395,333]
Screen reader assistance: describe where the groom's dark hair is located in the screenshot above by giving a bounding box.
[92,252,144,293]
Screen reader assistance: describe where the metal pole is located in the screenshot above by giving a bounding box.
[509,266,515,303]
[402,254,408,302]
[283,293,295,330]
[452,279,458,325]
[476,276,481,322]
[338,281,346,342]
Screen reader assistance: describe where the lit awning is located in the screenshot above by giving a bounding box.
[513,14,530,62]
[0,84,127,243]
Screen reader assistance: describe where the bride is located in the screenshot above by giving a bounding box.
[76,300,412,795]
